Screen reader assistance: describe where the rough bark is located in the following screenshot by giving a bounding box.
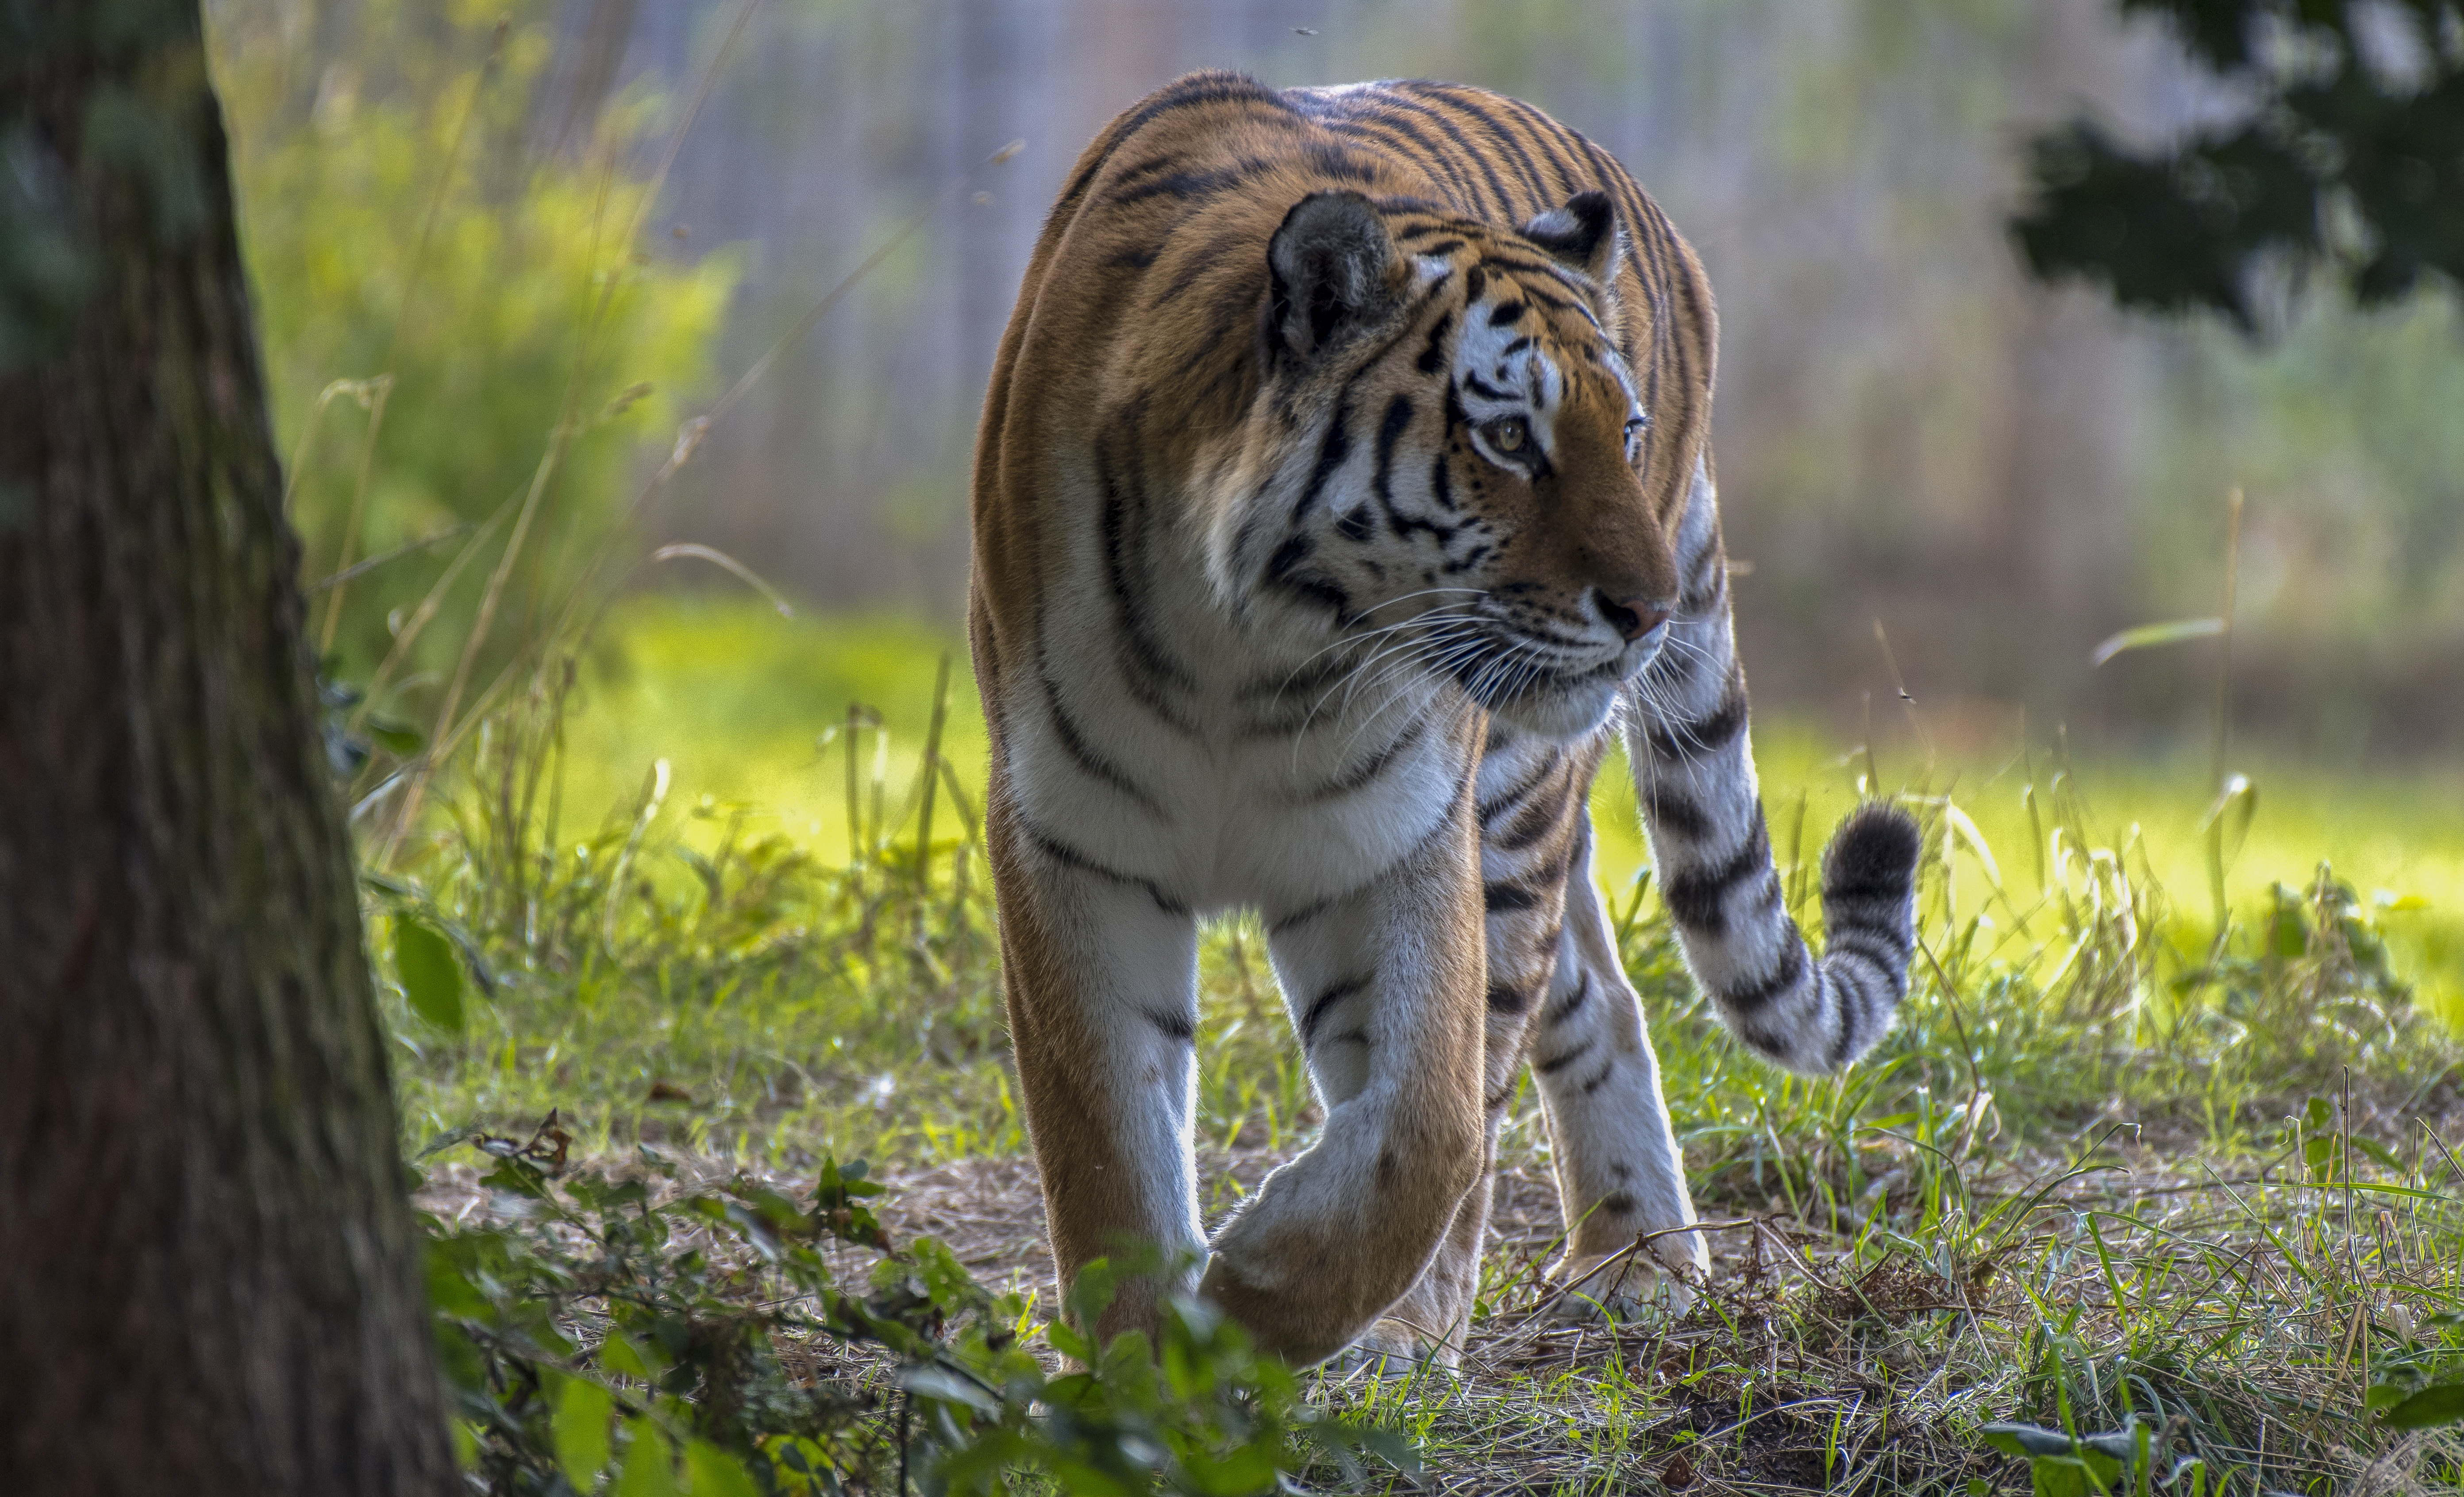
[0,5,456,1492]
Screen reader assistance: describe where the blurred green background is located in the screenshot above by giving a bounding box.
[200,0,2462,1008]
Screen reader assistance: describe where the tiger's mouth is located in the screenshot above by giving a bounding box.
[1441,620,1667,739]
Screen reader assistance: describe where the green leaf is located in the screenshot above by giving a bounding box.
[682,1439,761,1497]
[601,1328,660,1381]
[2090,617,2223,667]
[414,1124,481,1162]
[2353,1137,2403,1172]
[2382,1381,2464,1428]
[901,1364,1000,1414]
[1982,1422,2075,1458]
[367,717,424,754]
[554,1377,615,1491]
[612,1419,680,1497]
[394,917,464,1032]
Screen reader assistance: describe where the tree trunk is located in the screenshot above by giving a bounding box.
[0,6,456,1492]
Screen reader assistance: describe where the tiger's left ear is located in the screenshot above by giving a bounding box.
[1521,191,1619,285]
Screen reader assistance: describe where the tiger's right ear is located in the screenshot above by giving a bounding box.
[1266,191,1398,363]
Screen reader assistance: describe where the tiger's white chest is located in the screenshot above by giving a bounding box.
[997,479,1479,921]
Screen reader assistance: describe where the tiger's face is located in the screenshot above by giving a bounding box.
[1230,190,1682,741]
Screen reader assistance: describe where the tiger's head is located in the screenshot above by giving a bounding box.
[1215,188,1685,741]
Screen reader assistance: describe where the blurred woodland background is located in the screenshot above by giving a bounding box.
[207,0,2464,758]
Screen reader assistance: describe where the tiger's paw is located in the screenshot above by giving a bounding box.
[1327,1317,1463,1378]
[1550,1249,1699,1324]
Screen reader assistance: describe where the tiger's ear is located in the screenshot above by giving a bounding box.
[1267,191,1398,362]
[1522,191,1619,284]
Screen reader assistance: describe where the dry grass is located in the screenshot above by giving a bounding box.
[416,1073,2464,1494]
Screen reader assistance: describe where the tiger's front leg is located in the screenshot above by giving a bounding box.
[1203,766,1492,1367]
[982,779,1208,1352]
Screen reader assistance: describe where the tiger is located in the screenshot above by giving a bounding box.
[967,69,1922,1368]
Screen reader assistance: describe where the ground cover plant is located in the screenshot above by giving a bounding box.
[380,633,2464,1493]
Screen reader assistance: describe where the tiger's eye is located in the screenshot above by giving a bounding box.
[1487,417,1529,453]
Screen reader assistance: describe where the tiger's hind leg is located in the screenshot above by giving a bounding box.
[1528,809,1708,1318]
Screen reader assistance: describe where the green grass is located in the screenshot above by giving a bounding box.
[385,593,2464,1493]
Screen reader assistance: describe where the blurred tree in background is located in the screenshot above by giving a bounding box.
[2015,0,2464,327]
[208,0,737,699]
[199,0,2464,759]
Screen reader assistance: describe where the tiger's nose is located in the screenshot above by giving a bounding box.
[1596,592,1672,642]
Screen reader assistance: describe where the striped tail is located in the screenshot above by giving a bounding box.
[1624,467,1921,1075]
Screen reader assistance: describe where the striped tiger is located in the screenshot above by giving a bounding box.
[969,70,1922,1367]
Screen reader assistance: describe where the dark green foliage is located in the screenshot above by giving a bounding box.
[2012,0,2464,326]
[418,1126,1413,1494]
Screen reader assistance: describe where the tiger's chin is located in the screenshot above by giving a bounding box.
[1477,665,1631,741]
[1469,633,1663,740]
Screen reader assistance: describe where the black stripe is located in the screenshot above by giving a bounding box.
[1105,247,1158,270]
[1374,394,1413,482]
[1416,309,1454,374]
[1643,670,1748,761]
[1641,780,1711,841]
[1365,92,1515,214]
[1141,1007,1197,1043]
[1484,881,1542,914]
[1306,140,1380,184]
[1301,975,1371,1046]
[1594,1190,1638,1219]
[1486,983,1531,1015]
[1508,99,1588,197]
[1327,117,1482,208]
[1827,988,1866,1069]
[1292,402,1354,521]
[1039,667,1171,822]
[1152,253,1220,308]
[1094,428,1202,736]
[1720,938,1808,1012]
[1062,73,1292,212]
[1661,817,1771,934]
[1536,1037,1595,1075]
[1579,1059,1617,1095]
[1478,753,1556,826]
[1265,535,1349,617]
[1102,151,1191,195]
[1411,83,1551,204]
[1298,720,1423,803]
[1491,788,1567,853]
[1109,72,1293,151]
[1108,162,1245,207]
[1682,530,1725,605]
[1545,970,1592,1024]
[1476,253,1594,298]
[1826,928,1908,975]
[1489,300,1526,325]
[1511,283,1582,316]
[1026,827,1190,916]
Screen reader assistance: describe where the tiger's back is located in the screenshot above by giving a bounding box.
[970,72,1921,1366]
